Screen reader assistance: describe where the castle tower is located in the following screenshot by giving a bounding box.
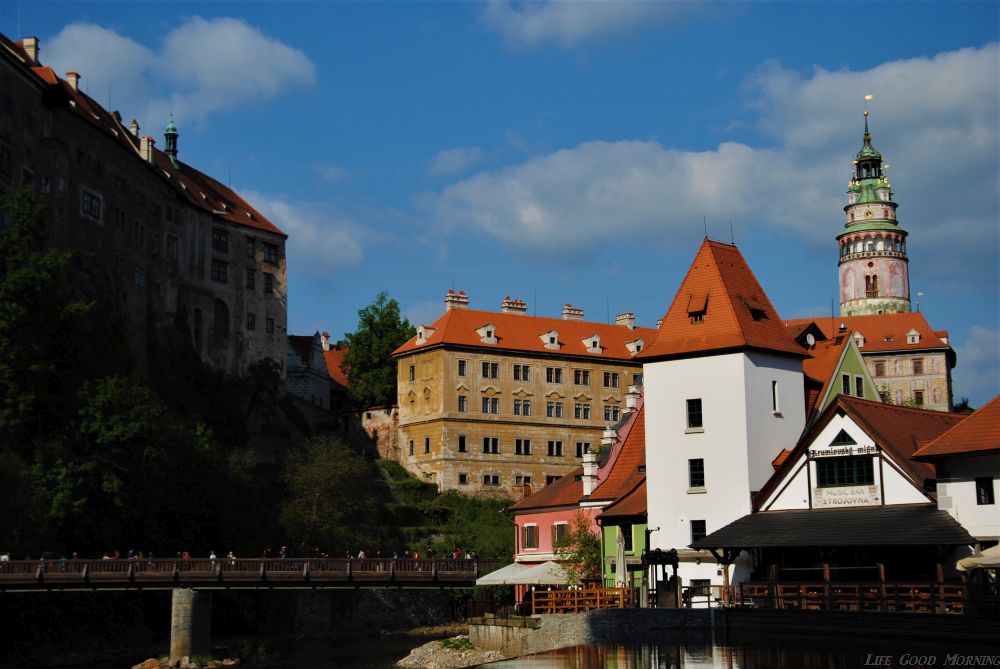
[838,108,910,316]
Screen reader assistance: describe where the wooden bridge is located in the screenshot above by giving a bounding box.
[0,557,500,592]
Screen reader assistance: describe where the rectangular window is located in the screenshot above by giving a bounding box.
[482,361,500,379]
[689,458,705,489]
[457,359,467,377]
[457,395,467,413]
[482,397,500,414]
[603,371,620,388]
[552,523,568,547]
[246,238,255,258]
[691,520,707,543]
[482,437,499,454]
[266,318,274,334]
[483,474,500,486]
[81,189,102,220]
[408,365,415,382]
[546,401,563,418]
[246,313,256,330]
[574,369,591,385]
[816,458,875,487]
[133,267,145,287]
[264,274,274,293]
[574,403,591,420]
[874,361,885,377]
[409,440,414,456]
[211,228,228,252]
[913,358,924,375]
[604,405,621,422]
[842,374,851,395]
[975,478,995,505]
[546,367,563,383]
[40,176,52,194]
[246,269,255,290]
[513,364,531,381]
[914,390,925,407]
[514,399,531,416]
[575,442,590,458]
[855,377,864,398]
[424,437,430,454]
[686,399,703,429]
[211,259,228,283]
[457,435,467,453]
[516,438,531,455]
[621,524,633,552]
[547,440,563,457]
[771,380,779,413]
[458,473,468,485]
[263,242,279,264]
[522,525,539,549]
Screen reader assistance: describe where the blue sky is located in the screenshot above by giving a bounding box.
[6,1,999,405]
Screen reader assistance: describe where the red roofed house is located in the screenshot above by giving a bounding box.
[1,34,287,377]
[914,394,1000,545]
[392,290,655,495]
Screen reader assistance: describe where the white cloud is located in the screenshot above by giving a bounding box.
[422,43,999,284]
[240,190,363,278]
[429,146,484,176]
[481,0,689,48]
[44,18,315,129]
[953,326,1000,407]
[316,164,350,182]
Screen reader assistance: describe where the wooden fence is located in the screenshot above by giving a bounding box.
[531,588,627,614]
[737,581,970,614]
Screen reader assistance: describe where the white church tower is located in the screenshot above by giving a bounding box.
[638,240,807,588]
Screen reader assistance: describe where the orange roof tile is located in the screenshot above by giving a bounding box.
[393,308,656,359]
[913,394,999,459]
[784,313,952,356]
[638,240,805,361]
[322,345,350,391]
[599,479,646,519]
[508,467,583,512]
[590,405,645,503]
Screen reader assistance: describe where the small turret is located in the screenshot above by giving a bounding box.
[164,114,179,167]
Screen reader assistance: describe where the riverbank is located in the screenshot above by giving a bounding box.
[396,636,510,669]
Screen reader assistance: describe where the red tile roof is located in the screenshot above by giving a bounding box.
[322,345,350,391]
[3,35,284,239]
[802,336,851,417]
[638,240,805,361]
[508,467,583,512]
[599,479,646,519]
[913,394,998,459]
[393,307,656,359]
[784,313,952,356]
[590,405,645,503]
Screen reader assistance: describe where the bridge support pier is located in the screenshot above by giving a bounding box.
[170,588,212,664]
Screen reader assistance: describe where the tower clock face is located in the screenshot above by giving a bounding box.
[865,210,872,217]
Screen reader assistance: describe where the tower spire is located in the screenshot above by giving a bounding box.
[164,113,179,168]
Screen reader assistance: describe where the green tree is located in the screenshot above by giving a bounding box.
[953,397,975,414]
[555,512,602,584]
[342,291,415,409]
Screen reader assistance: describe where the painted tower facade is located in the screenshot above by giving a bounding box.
[838,111,911,316]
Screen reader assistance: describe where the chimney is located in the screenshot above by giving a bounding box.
[602,425,618,448]
[444,289,469,311]
[581,452,598,497]
[65,71,80,92]
[141,136,156,163]
[656,318,663,329]
[624,384,641,414]
[321,331,331,352]
[21,37,39,66]
[562,303,584,321]
[129,119,140,137]
[501,296,527,314]
[615,312,635,329]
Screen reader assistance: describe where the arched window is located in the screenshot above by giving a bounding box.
[213,299,229,339]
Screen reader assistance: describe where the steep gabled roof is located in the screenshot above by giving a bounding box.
[394,308,656,359]
[508,467,583,513]
[599,479,646,520]
[784,313,952,357]
[638,240,804,361]
[913,394,998,460]
[802,336,851,417]
[590,405,645,503]
[755,395,965,510]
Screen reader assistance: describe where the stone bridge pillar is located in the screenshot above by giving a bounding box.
[170,588,212,663]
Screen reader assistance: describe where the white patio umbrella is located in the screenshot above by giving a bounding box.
[614,529,628,588]
[957,544,1000,572]
[475,561,531,586]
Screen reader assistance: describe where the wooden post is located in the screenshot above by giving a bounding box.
[823,563,831,610]
[878,563,886,612]
[935,563,945,613]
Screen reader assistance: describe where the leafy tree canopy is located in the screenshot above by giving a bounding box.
[342,291,415,409]
[555,512,602,585]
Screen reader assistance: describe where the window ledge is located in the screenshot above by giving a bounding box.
[772,410,783,417]
[687,487,707,494]
[684,427,705,434]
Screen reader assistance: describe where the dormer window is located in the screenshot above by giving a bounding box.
[749,307,767,322]
[582,335,602,354]
[540,330,560,350]
[625,339,644,356]
[476,324,498,344]
[853,332,865,348]
[687,293,708,325]
[906,329,920,345]
[416,325,436,345]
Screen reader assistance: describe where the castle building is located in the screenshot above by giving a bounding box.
[838,109,910,317]
[0,34,288,377]
[392,290,655,496]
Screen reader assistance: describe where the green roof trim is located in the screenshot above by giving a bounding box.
[838,220,908,235]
